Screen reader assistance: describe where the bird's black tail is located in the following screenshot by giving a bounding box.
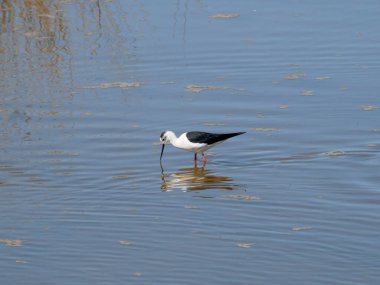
[223,132,246,140]
[206,132,246,144]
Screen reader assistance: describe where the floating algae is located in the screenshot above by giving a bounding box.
[185,84,228,93]
[361,105,378,111]
[283,74,306,80]
[237,243,255,249]
[251,128,279,132]
[292,226,313,231]
[301,90,314,96]
[0,239,23,247]
[223,195,260,200]
[209,13,240,19]
[204,123,225,127]
[119,240,131,246]
[79,82,143,90]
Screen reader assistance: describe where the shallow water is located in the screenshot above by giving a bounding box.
[1,1,380,284]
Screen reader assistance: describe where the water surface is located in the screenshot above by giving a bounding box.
[1,1,379,284]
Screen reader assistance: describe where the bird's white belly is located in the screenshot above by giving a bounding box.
[174,135,208,153]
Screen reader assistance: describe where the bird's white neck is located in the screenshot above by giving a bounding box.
[165,131,179,147]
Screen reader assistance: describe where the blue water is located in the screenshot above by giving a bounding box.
[1,1,379,284]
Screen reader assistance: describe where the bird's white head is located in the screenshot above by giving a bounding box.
[160,130,176,145]
[160,130,177,162]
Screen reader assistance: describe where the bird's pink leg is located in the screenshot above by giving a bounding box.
[202,153,207,165]
[194,153,198,167]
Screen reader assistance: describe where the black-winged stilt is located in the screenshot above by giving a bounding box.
[159,131,246,166]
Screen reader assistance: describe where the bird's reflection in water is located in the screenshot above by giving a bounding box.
[161,166,237,192]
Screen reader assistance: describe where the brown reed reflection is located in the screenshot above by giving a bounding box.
[0,0,143,88]
[1,0,67,69]
[161,166,237,192]
[0,0,145,145]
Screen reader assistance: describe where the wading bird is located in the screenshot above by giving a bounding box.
[160,130,246,166]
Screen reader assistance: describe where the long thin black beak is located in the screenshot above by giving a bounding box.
[160,144,165,161]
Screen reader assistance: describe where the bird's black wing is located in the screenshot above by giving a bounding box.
[186,131,245,145]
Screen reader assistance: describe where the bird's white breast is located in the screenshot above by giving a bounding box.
[174,133,207,153]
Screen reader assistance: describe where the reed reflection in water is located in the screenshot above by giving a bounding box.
[0,0,146,154]
[161,166,239,192]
